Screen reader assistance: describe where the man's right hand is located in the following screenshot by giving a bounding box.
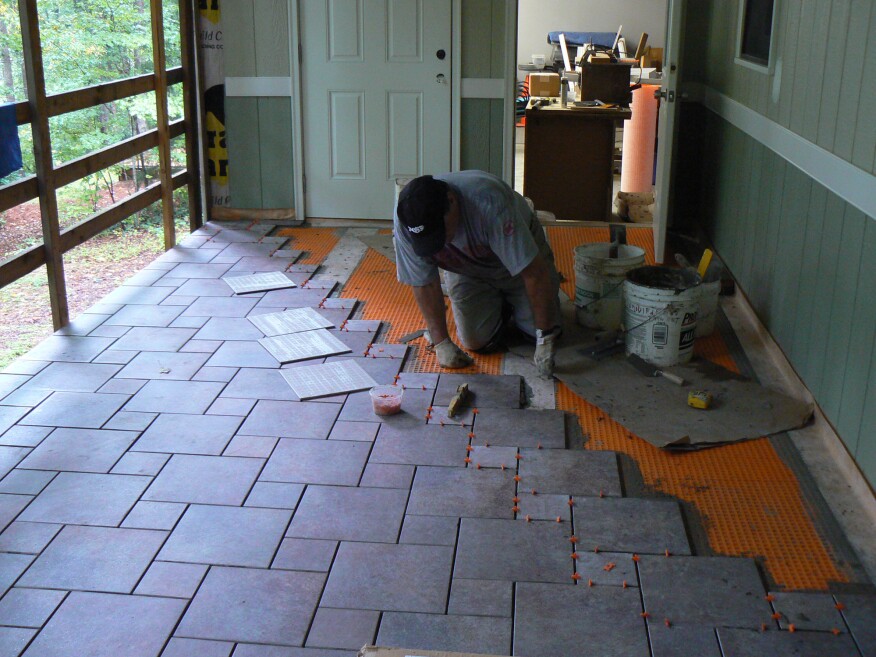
[434,338,474,369]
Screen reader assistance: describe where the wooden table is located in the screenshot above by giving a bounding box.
[523,101,631,221]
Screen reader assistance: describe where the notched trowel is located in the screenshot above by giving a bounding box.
[627,354,686,386]
[580,330,625,361]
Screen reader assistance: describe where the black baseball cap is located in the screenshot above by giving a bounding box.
[396,175,450,258]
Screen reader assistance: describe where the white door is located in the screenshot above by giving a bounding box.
[653,0,684,264]
[300,0,452,219]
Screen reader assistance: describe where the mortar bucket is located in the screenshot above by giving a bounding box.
[573,243,646,331]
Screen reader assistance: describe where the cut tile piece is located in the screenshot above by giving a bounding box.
[0,587,66,628]
[158,505,290,568]
[255,288,331,309]
[161,638,234,657]
[286,486,407,542]
[134,561,209,599]
[572,551,638,587]
[398,515,459,547]
[115,352,210,380]
[104,304,184,327]
[19,472,149,526]
[224,435,277,458]
[110,451,170,476]
[455,518,572,583]
[516,493,571,522]
[20,391,128,429]
[109,327,197,352]
[517,448,622,497]
[0,493,31,532]
[259,330,351,364]
[0,627,35,657]
[176,567,324,646]
[143,454,263,505]
[166,263,233,279]
[449,579,513,617]
[133,413,242,455]
[104,411,157,431]
[205,341,280,368]
[0,554,33,597]
[370,425,470,468]
[515,582,648,657]
[20,591,185,657]
[468,445,519,469]
[279,360,377,400]
[272,538,337,572]
[221,369,297,401]
[21,335,115,363]
[0,522,61,554]
[570,497,691,555]
[209,398,258,417]
[0,424,51,447]
[648,624,721,657]
[769,591,845,631]
[377,613,512,655]
[0,407,30,438]
[260,438,367,485]
[245,482,305,510]
[19,525,166,593]
[328,421,379,442]
[716,627,859,657]
[240,401,340,439]
[19,428,138,473]
[0,469,55,495]
[182,297,260,318]
[639,556,770,627]
[195,317,264,341]
[21,362,120,393]
[472,408,566,448]
[248,307,333,337]
[836,593,876,655]
[124,380,225,414]
[305,608,379,650]
[193,365,238,381]
[122,501,187,530]
[359,463,414,489]
[320,542,452,613]
[434,374,522,409]
[0,446,29,479]
[407,466,516,518]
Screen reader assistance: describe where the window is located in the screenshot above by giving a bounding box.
[736,0,777,71]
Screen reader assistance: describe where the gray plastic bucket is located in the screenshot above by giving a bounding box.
[574,243,646,331]
[623,266,700,366]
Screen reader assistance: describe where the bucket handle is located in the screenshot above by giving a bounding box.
[623,301,684,335]
[575,279,625,311]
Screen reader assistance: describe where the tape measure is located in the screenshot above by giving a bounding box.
[687,390,712,409]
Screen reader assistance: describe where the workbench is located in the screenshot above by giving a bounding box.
[523,100,632,222]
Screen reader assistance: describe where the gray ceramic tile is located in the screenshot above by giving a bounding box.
[104,411,158,431]
[286,486,407,542]
[208,398,257,417]
[0,425,51,448]
[572,551,639,587]
[434,374,522,409]
[0,469,55,495]
[104,304,184,327]
[157,246,225,264]
[124,380,225,414]
[648,623,722,657]
[101,285,175,305]
[193,366,238,381]
[455,517,573,583]
[19,392,128,429]
[19,428,138,473]
[54,313,110,336]
[176,567,324,646]
[239,401,339,438]
[716,627,859,657]
[20,591,186,657]
[0,627,35,656]
[19,525,166,593]
[768,592,845,631]
[2,361,47,375]
[0,409,32,439]
[328,421,379,442]
[20,362,121,393]
[0,494,31,532]
[111,451,170,476]
[0,447,29,479]
[135,562,209,599]
[320,542,452,613]
[0,554,33,598]
[206,342,280,368]
[0,387,52,407]
[224,435,278,458]
[305,608,379,650]
[272,539,337,572]
[396,372,439,389]
[517,448,622,497]
[98,378,147,394]
[407,466,516,518]
[121,268,169,285]
[338,388,432,426]
[639,556,770,627]
[468,445,519,469]
[161,638,234,657]
[88,324,132,338]
[220,242,278,257]
[359,463,415,489]
[398,515,459,546]
[323,354,403,385]
[378,615,509,656]
[370,425,470,467]
[169,315,209,329]
[570,497,691,555]
[260,438,367,485]
[20,472,149,526]
[173,280,236,297]
[256,288,329,308]
[836,593,876,655]
[134,414,242,455]
[448,579,513,617]
[122,501,187,530]
[116,351,211,380]
[92,350,139,365]
[221,369,297,401]
[0,522,61,554]
[110,327,197,352]
[245,482,304,509]
[515,582,648,657]
[194,317,264,341]
[158,505,290,568]
[144,454,263,505]
[426,405,475,427]
[21,336,115,363]
[516,493,571,522]
[0,376,29,403]
[166,263,233,279]
[472,408,566,449]
[0,587,66,628]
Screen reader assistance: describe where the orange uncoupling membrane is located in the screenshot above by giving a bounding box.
[274,227,341,265]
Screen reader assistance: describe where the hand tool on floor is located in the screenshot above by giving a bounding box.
[447,383,470,418]
[627,354,686,385]
[687,390,713,409]
[399,328,426,343]
[581,330,625,361]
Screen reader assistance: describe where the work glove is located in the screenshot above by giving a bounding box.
[534,327,560,379]
[434,338,474,369]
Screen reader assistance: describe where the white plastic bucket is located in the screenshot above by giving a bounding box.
[695,279,721,337]
[623,266,700,366]
[574,243,646,331]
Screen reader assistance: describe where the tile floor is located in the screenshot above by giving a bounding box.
[0,222,872,657]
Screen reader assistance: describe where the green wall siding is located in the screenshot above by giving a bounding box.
[686,0,876,486]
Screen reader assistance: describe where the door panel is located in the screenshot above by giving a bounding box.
[302,0,451,219]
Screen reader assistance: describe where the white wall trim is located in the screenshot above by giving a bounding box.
[460,78,506,99]
[452,0,462,171]
[288,2,305,222]
[701,85,876,220]
[503,0,517,184]
[225,76,293,97]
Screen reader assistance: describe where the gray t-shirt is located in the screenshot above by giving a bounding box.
[394,170,551,286]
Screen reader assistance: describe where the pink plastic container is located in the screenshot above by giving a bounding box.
[370,385,403,416]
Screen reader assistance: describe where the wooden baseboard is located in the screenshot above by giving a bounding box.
[211,206,298,222]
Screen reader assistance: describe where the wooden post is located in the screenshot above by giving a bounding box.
[18,0,68,329]
[150,0,176,250]
[179,0,204,231]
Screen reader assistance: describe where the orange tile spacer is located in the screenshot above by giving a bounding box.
[537,443,543,449]
[631,554,640,562]
[760,623,768,632]
[569,536,579,544]
[476,463,482,470]
[571,573,582,581]
[603,562,616,572]
[588,579,594,587]
[765,594,775,602]
[464,457,471,464]
[831,628,842,636]
[511,505,520,513]
[513,475,521,482]
[515,454,523,460]
[571,552,579,560]
[531,489,538,495]
[664,619,671,628]
[664,549,671,558]
[465,445,474,452]
[788,624,796,633]
[567,498,575,507]
[640,612,650,619]
[525,515,532,522]
[770,613,781,620]
[472,408,479,415]
[555,516,563,523]
[622,580,629,589]
[834,602,846,611]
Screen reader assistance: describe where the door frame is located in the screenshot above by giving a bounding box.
[287,0,460,221]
